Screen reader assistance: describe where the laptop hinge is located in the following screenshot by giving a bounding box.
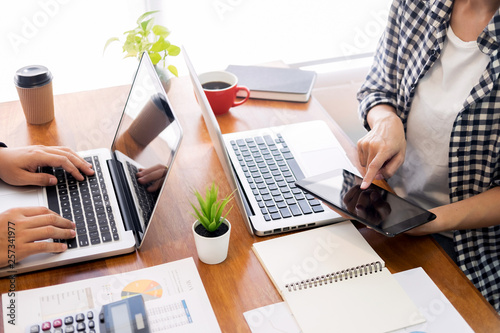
[107,157,143,247]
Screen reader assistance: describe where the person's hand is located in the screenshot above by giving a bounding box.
[343,185,391,225]
[136,164,168,192]
[0,207,76,268]
[357,105,406,189]
[0,145,94,186]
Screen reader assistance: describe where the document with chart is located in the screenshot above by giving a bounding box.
[2,258,220,333]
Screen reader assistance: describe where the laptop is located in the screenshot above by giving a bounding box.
[183,49,359,236]
[0,53,183,276]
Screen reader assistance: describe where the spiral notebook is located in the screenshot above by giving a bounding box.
[252,222,426,333]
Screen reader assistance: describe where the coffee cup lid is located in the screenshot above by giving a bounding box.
[14,65,53,88]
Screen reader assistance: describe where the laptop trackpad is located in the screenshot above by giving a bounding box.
[0,180,44,212]
[299,147,354,177]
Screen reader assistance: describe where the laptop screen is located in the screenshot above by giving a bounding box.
[183,48,254,235]
[111,53,183,243]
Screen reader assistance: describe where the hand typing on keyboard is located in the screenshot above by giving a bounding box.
[0,144,90,267]
[0,206,76,268]
[0,145,94,187]
[136,164,167,192]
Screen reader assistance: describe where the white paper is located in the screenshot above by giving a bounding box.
[244,302,301,333]
[392,267,473,333]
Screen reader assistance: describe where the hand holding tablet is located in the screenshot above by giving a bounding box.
[295,169,436,237]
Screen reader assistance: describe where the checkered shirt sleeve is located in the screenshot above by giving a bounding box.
[357,0,500,312]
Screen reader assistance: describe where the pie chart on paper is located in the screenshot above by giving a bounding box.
[121,280,163,301]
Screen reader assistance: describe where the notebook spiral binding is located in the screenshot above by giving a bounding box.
[284,261,383,292]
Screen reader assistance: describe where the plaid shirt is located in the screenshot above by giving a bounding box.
[358,0,500,312]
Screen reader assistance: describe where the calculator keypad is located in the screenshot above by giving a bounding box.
[27,310,97,333]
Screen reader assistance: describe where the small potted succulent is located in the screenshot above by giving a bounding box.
[104,10,181,83]
[190,182,235,264]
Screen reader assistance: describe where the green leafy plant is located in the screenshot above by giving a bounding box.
[190,183,235,233]
[104,10,181,76]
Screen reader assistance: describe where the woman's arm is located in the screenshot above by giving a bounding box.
[357,0,403,130]
[355,0,408,188]
[407,186,500,235]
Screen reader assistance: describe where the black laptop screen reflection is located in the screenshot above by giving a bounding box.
[111,57,181,232]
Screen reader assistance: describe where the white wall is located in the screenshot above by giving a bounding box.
[310,58,371,144]
[146,0,390,73]
[0,0,390,105]
[0,0,146,102]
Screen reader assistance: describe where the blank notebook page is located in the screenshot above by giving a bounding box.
[252,222,425,333]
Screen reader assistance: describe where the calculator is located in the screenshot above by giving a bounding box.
[26,294,150,333]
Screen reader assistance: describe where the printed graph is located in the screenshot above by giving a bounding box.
[121,280,163,301]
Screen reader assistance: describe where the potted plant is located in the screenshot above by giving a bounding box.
[104,10,181,83]
[190,182,235,264]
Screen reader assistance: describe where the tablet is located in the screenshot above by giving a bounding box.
[295,169,436,237]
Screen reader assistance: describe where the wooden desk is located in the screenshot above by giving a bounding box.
[1,76,499,332]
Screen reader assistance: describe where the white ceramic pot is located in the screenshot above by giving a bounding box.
[192,219,231,264]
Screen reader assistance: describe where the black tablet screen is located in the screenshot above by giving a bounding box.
[295,169,436,236]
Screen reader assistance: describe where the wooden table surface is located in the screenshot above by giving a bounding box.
[0,75,499,332]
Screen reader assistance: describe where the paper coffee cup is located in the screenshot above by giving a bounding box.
[128,93,171,146]
[14,65,55,125]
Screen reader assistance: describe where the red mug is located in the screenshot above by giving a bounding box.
[199,71,250,115]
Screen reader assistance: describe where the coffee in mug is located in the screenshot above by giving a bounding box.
[202,81,232,90]
[198,71,250,115]
[14,65,55,125]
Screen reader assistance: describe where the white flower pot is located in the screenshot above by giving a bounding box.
[192,219,231,265]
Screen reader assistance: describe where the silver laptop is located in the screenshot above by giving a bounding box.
[183,49,358,236]
[0,53,183,276]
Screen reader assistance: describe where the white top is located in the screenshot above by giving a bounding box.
[389,27,490,211]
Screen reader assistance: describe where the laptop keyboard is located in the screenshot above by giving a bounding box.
[126,161,158,223]
[43,156,119,249]
[230,133,324,222]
